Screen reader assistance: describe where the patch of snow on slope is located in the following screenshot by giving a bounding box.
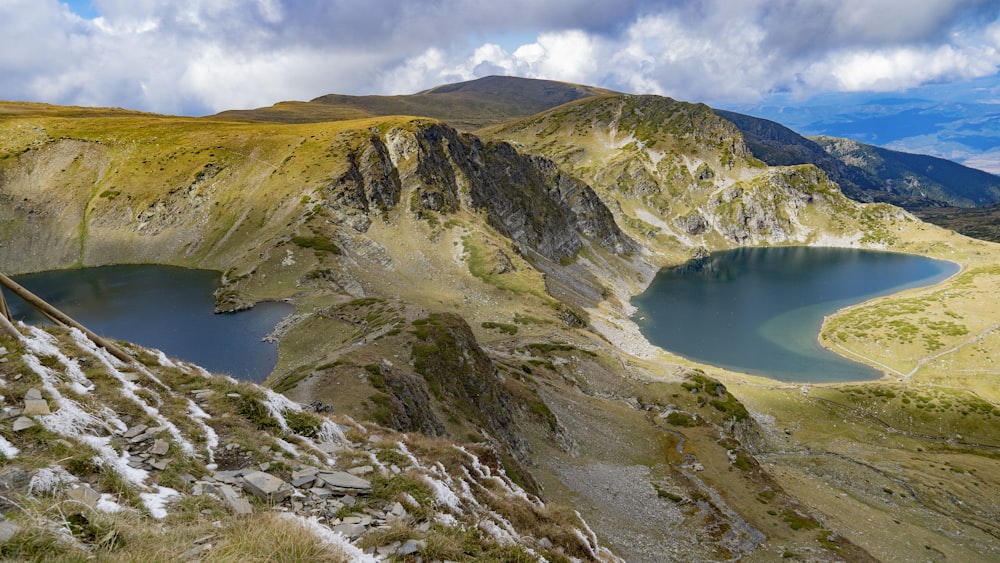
[0,436,18,459]
[28,466,77,495]
[421,474,462,512]
[186,399,218,464]
[140,486,180,519]
[96,494,126,513]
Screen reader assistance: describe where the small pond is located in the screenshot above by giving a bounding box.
[631,247,958,382]
[3,265,291,382]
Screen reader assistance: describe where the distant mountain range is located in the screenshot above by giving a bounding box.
[726,91,1000,175]
[716,109,1000,209]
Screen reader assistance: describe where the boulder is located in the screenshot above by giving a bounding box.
[242,471,293,504]
[317,472,372,494]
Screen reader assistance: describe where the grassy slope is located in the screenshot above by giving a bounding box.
[211,75,615,131]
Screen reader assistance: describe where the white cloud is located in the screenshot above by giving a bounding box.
[1,0,999,113]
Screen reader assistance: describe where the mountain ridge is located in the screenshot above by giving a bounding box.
[212,75,615,131]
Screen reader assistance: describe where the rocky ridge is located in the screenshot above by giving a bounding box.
[0,323,621,561]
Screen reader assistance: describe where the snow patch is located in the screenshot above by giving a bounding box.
[421,475,461,512]
[96,494,126,513]
[0,436,18,459]
[156,351,176,367]
[140,486,179,519]
[28,466,78,496]
[186,399,219,464]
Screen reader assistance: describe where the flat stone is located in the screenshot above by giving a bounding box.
[0,521,20,544]
[226,393,241,398]
[397,539,426,556]
[348,465,374,476]
[193,534,217,545]
[291,467,319,480]
[180,544,210,560]
[315,442,343,455]
[389,502,407,519]
[309,487,333,498]
[67,484,100,508]
[129,427,165,444]
[150,459,170,471]
[290,475,316,488]
[242,471,293,504]
[119,372,141,382]
[22,399,49,416]
[123,424,148,438]
[332,523,366,539]
[0,407,21,420]
[24,388,42,401]
[218,484,252,516]
[258,462,270,472]
[12,417,35,432]
[317,472,372,493]
[150,439,169,456]
[0,347,7,356]
[213,470,243,484]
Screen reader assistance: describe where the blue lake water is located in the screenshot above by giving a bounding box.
[3,265,291,382]
[631,247,958,382]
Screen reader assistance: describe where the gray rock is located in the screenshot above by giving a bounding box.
[291,467,319,480]
[242,471,293,504]
[347,465,374,476]
[333,522,366,539]
[22,399,49,416]
[67,484,100,508]
[317,471,372,493]
[11,417,35,432]
[309,487,333,498]
[24,388,42,401]
[0,521,20,544]
[150,439,169,456]
[315,441,343,455]
[218,484,252,515]
[290,475,316,488]
[122,424,148,439]
[397,539,426,556]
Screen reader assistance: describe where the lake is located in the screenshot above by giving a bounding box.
[2,265,291,382]
[631,247,958,382]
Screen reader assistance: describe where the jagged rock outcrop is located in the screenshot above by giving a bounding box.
[410,313,528,458]
[322,135,402,232]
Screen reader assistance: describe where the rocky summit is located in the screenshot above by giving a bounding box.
[1,77,1000,561]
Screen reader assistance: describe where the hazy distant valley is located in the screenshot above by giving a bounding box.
[1,77,999,562]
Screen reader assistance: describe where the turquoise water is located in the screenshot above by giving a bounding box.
[3,265,291,382]
[631,247,958,382]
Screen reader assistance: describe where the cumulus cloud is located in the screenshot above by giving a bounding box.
[1,0,999,114]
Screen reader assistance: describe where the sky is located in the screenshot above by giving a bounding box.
[3,0,1000,117]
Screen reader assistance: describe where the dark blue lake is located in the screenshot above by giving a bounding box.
[631,247,958,383]
[3,265,291,382]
